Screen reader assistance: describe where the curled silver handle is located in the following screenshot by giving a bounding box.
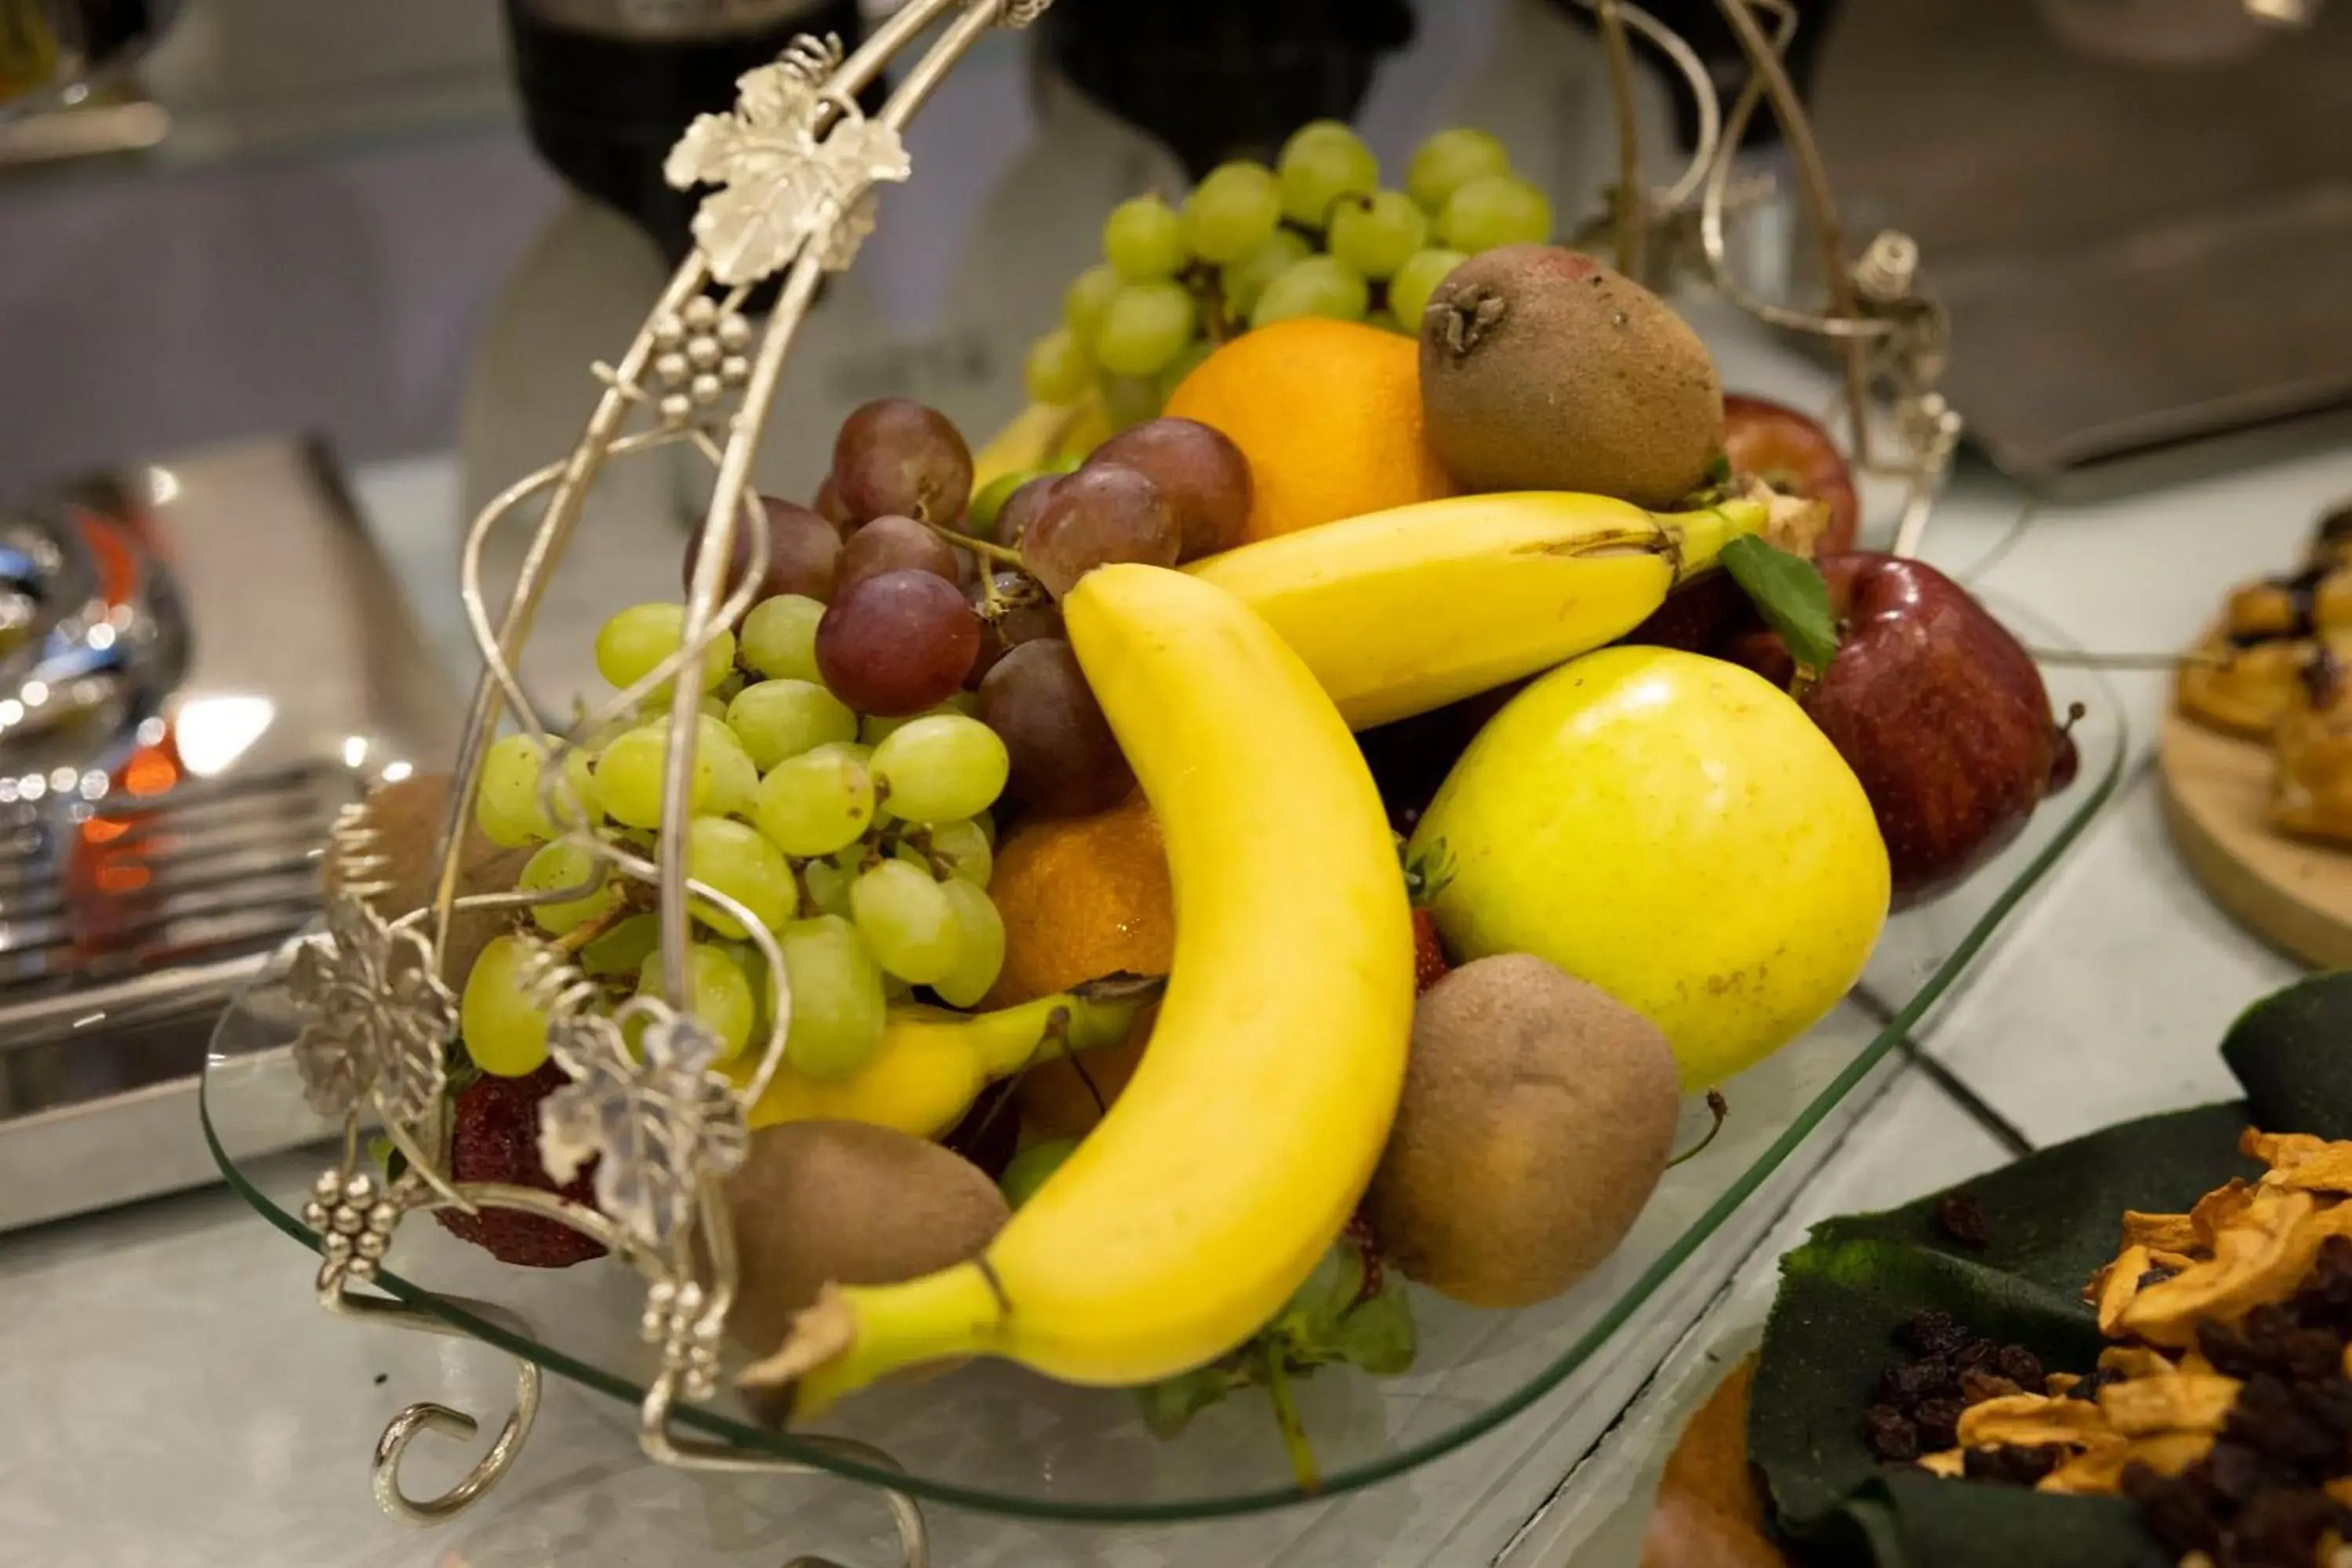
[327,1287,543,1526]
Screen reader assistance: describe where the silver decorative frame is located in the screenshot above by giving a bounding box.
[270,3,1955,1563]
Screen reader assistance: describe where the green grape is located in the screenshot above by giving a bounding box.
[474,791,543,850]
[1388,246,1469,328]
[1406,127,1512,214]
[999,1138,1079,1210]
[896,816,991,887]
[636,943,757,1062]
[685,815,795,939]
[1100,372,1163,431]
[777,915,888,1080]
[806,739,873,768]
[1250,256,1370,329]
[970,468,1039,539]
[595,602,735,696]
[739,594,826,682]
[1180,161,1282,264]
[1366,310,1406,335]
[848,858,960,985]
[971,808,996,850]
[1156,338,1214,405]
[873,714,1008,823]
[1327,190,1428,281]
[581,912,661,977]
[883,971,915,1002]
[699,694,731,722]
[701,713,760,819]
[801,855,855,920]
[931,877,1006,1008]
[1063,263,1122,347]
[1024,327,1093,406]
[519,840,621,935]
[596,723,715,829]
[861,698,973,748]
[1102,194,1188,282]
[728,678,855,771]
[478,732,597,842]
[462,935,552,1076]
[1094,281,1198,379]
[1220,230,1312,319]
[1437,173,1553,252]
[1276,119,1378,230]
[755,746,875,857]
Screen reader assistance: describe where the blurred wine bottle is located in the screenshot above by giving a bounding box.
[501,0,866,261]
[1039,0,1416,177]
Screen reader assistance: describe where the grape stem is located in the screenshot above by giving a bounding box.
[1665,1090,1731,1170]
[550,895,642,958]
[921,521,1026,571]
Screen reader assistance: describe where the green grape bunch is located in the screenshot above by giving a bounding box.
[1025,122,1555,429]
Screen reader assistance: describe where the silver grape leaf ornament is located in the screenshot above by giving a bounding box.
[539,1004,748,1256]
[662,44,911,285]
[285,894,453,1127]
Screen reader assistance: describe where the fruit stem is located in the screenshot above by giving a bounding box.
[550,897,638,957]
[924,520,1027,570]
[1665,1090,1730,1170]
[1261,1341,1322,1494]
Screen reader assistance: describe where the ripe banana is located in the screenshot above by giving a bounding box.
[742,566,1413,1410]
[971,396,1114,493]
[725,985,1148,1142]
[1190,489,1783,731]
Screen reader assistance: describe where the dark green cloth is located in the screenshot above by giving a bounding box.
[1748,971,2352,1565]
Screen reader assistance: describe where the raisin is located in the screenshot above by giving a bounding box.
[1908,1356,1962,1402]
[1960,1370,2023,1405]
[2295,1373,2352,1437]
[1954,1337,2001,1373]
[1914,1396,1965,1451]
[2278,1326,2347,1382]
[1876,1360,1938,1409]
[2067,1365,2124,1403]
[2122,1462,2223,1555]
[1864,1404,1920,1462]
[2206,1440,2278,1503]
[2201,1319,2274,1381]
[1994,1344,2044,1388]
[2227,1486,2341,1566]
[1898,1309,1965,1358]
[1934,1192,1992,1250]
[2227,1375,2339,1469]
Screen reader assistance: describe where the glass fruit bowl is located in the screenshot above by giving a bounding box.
[200,620,2125,1528]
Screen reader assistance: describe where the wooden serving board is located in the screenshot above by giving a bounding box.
[2159,707,2352,969]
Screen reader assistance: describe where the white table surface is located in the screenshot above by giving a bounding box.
[7,379,2350,1566]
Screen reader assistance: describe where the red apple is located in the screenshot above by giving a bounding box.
[1722,394,1860,554]
[1723,552,2077,910]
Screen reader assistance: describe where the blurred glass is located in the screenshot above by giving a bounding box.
[0,0,180,123]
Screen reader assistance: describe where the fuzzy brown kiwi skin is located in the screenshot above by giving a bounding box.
[1417,245,1723,510]
[324,771,528,982]
[1368,954,1681,1310]
[724,1120,1009,1363]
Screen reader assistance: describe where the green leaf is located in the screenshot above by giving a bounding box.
[1720,534,1838,673]
[1136,1363,1250,1439]
[1275,1241,1365,1344]
[1324,1272,1416,1376]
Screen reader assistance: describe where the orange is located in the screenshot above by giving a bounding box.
[1163,318,1456,544]
[985,793,1173,1139]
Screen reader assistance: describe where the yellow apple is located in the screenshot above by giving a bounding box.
[1409,646,1889,1087]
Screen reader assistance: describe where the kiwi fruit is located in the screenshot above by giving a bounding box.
[724,1120,1009,1356]
[1368,953,1681,1309]
[1417,245,1722,509]
[325,771,528,981]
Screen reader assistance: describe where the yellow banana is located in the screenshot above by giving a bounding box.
[971,397,1115,492]
[726,986,1148,1142]
[1189,489,1777,731]
[742,566,1413,1409]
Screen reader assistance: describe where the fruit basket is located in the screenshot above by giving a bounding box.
[193,1,2091,1563]
[202,636,2120,1533]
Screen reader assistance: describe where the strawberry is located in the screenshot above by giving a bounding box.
[1411,908,1449,995]
[433,1062,608,1269]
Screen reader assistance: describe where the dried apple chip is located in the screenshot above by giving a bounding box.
[1956,1393,2118,1452]
[2097,1373,2242,1436]
[2121,1191,2319,1346]
[2120,1211,2200,1254]
[2096,1245,2154,1337]
[2192,1178,2256,1249]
